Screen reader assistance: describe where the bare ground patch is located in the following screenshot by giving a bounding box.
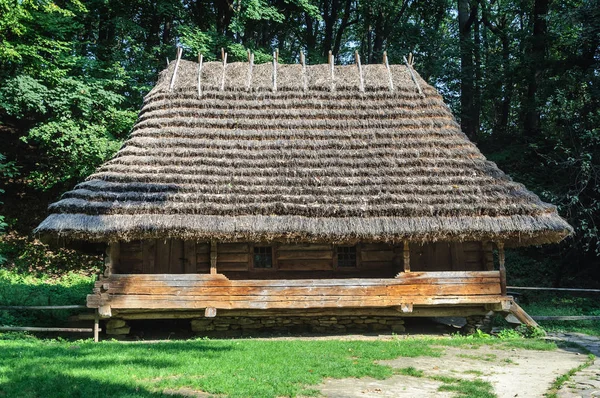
[316,345,587,398]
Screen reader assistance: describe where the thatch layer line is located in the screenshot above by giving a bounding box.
[36,213,571,247]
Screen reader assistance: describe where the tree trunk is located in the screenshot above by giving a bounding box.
[458,0,478,140]
[523,0,550,138]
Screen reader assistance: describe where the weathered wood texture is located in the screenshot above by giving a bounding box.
[116,240,493,276]
[88,271,507,311]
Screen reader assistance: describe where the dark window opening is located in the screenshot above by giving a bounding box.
[337,246,357,267]
[254,246,273,268]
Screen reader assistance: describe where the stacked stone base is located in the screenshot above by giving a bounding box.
[190,316,406,335]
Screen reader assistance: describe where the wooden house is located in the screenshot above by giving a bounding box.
[36,53,572,334]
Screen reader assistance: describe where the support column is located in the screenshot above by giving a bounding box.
[210,241,217,275]
[403,241,411,273]
[104,242,120,277]
[497,242,507,296]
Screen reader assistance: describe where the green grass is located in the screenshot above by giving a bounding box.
[0,338,443,398]
[516,291,600,336]
[0,336,558,398]
[545,354,596,398]
[438,378,497,398]
[0,268,95,327]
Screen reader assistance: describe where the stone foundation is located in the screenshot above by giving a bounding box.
[190,316,406,334]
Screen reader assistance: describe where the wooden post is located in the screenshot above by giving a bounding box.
[197,53,203,97]
[272,51,277,92]
[93,310,99,342]
[210,241,217,275]
[355,50,364,92]
[383,51,394,92]
[403,241,411,273]
[300,51,307,92]
[169,46,183,91]
[498,242,507,296]
[220,50,227,91]
[403,55,423,95]
[328,50,334,91]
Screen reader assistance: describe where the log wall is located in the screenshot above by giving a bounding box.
[115,240,494,276]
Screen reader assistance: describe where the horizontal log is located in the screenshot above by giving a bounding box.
[361,251,395,262]
[0,305,87,310]
[277,251,333,260]
[97,282,500,297]
[88,294,510,310]
[0,326,98,333]
[277,244,332,251]
[217,262,248,271]
[360,243,393,251]
[531,316,600,321]
[277,260,333,270]
[217,253,249,263]
[217,243,249,253]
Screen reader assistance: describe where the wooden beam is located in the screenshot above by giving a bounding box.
[210,241,217,275]
[0,326,99,333]
[509,301,541,330]
[105,242,119,277]
[403,241,411,272]
[497,242,507,295]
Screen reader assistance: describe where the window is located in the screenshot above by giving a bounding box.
[253,246,273,268]
[337,246,357,267]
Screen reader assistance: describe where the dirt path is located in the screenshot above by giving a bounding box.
[552,333,600,398]
[316,344,587,398]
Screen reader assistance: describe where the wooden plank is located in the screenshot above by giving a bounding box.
[277,250,333,260]
[196,243,210,253]
[183,241,196,274]
[403,241,410,272]
[210,241,217,275]
[509,301,540,329]
[217,262,248,271]
[532,316,600,321]
[97,282,501,298]
[278,244,332,251]
[88,294,510,310]
[142,240,156,274]
[155,240,171,273]
[483,242,494,271]
[361,250,394,262]
[278,260,333,271]
[170,239,184,273]
[0,326,98,333]
[217,243,249,253]
[450,242,464,271]
[217,253,249,263]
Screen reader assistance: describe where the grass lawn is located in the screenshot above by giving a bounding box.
[0,336,557,398]
[518,291,600,336]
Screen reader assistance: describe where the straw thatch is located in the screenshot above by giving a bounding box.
[35,59,573,246]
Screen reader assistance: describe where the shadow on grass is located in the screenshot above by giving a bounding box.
[0,341,234,398]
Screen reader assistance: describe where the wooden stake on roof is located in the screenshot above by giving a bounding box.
[403,55,423,95]
[300,51,307,92]
[220,50,227,91]
[275,48,279,63]
[272,51,277,92]
[246,50,254,92]
[408,52,414,66]
[355,50,364,92]
[197,53,203,98]
[169,46,183,92]
[383,51,394,92]
[328,50,335,91]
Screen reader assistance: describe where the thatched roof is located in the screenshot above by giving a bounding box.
[35,59,572,246]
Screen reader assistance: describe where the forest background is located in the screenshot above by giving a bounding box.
[0,0,598,288]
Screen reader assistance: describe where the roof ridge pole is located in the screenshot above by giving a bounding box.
[328,50,335,92]
[220,48,227,91]
[383,51,394,92]
[197,53,204,98]
[300,51,307,92]
[355,50,364,93]
[246,50,254,92]
[272,50,278,92]
[169,46,183,92]
[403,54,423,95]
